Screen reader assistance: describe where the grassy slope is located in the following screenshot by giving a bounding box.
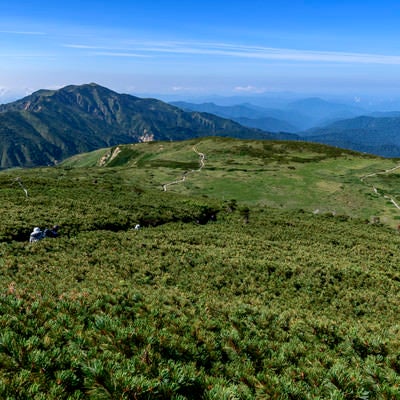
[1,137,400,398]
[63,137,400,227]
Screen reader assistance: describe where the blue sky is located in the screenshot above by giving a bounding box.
[2,0,400,101]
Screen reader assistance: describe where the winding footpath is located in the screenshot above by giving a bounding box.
[161,148,400,213]
[162,146,205,191]
[360,164,400,210]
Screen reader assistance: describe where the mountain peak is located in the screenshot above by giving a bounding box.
[59,82,117,94]
[0,83,280,169]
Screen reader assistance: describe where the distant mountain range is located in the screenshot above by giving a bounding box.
[305,116,400,157]
[171,99,400,158]
[2,83,400,169]
[0,83,296,169]
[171,97,365,131]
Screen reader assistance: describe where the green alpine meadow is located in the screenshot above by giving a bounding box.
[1,137,400,399]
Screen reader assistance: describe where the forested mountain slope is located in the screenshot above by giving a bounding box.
[305,115,400,157]
[0,83,283,169]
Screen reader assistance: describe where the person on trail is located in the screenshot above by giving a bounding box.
[29,227,44,243]
[44,225,59,238]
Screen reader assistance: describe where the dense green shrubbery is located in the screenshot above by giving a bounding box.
[1,164,400,398]
[0,168,219,241]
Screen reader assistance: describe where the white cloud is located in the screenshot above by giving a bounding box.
[0,30,45,35]
[91,51,151,58]
[64,44,152,57]
[171,86,199,92]
[160,42,400,65]
[64,44,103,49]
[234,85,266,93]
[64,40,400,65]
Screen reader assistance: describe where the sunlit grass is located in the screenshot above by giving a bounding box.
[1,137,400,398]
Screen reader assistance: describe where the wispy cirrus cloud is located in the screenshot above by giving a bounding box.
[64,40,400,65]
[0,30,46,35]
[64,44,151,57]
[63,44,102,49]
[91,52,151,58]
[0,53,53,58]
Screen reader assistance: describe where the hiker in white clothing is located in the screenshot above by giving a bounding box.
[29,227,44,243]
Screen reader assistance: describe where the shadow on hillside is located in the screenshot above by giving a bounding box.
[5,211,219,243]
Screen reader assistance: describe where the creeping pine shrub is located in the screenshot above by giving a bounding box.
[1,165,400,398]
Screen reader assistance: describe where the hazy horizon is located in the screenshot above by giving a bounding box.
[2,0,400,106]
